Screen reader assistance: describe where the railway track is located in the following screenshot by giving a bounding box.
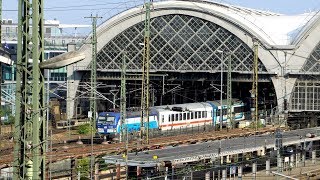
[0,127,280,167]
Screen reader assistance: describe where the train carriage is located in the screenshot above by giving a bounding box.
[154,102,213,130]
[208,99,245,125]
[96,99,246,137]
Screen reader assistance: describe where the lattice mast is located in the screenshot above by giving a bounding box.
[140,1,151,144]
[226,54,233,129]
[120,52,129,179]
[0,0,2,120]
[85,14,101,131]
[251,40,259,131]
[13,0,46,179]
[120,52,127,142]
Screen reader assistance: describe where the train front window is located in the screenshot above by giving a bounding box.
[98,116,115,124]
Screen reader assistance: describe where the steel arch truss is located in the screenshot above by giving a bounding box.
[290,41,320,112]
[301,41,320,72]
[96,14,267,73]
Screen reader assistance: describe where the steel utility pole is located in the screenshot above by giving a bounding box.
[227,53,232,129]
[85,14,101,132]
[85,14,102,180]
[0,0,2,134]
[13,0,46,179]
[251,40,259,131]
[120,52,127,142]
[120,51,129,179]
[140,1,151,144]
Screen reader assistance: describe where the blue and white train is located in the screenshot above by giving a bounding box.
[96,99,245,137]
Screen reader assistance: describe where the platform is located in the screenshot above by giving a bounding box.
[103,127,320,167]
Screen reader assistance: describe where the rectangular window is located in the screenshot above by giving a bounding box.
[45,27,51,34]
[187,113,190,120]
[202,111,206,118]
[233,106,244,113]
[168,115,171,122]
[161,115,164,123]
[175,114,178,121]
[223,109,227,115]
[191,112,194,119]
[195,112,198,119]
[171,114,174,122]
[183,113,186,120]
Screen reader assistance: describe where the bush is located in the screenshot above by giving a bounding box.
[249,120,264,129]
[4,115,14,125]
[77,157,90,179]
[77,123,92,135]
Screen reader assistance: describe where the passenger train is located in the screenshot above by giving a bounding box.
[96,99,245,138]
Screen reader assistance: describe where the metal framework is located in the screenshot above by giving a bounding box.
[85,14,101,130]
[120,52,126,142]
[95,14,267,74]
[0,0,2,113]
[13,0,45,179]
[291,80,320,111]
[226,54,232,129]
[140,1,151,144]
[302,41,320,73]
[252,40,259,130]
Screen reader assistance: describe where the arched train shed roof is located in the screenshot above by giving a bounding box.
[74,0,320,74]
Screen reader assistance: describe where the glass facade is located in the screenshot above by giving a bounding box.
[301,42,320,72]
[291,81,320,111]
[291,41,320,111]
[96,14,267,73]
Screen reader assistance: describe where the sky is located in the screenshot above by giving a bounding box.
[2,0,320,35]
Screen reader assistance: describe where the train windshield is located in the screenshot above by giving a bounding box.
[98,115,115,124]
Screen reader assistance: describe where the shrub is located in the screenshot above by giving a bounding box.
[77,123,92,135]
[77,157,90,179]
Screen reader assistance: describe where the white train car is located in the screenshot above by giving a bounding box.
[153,102,214,131]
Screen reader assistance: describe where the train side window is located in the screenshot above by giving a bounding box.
[199,111,202,118]
[175,114,178,121]
[187,113,190,120]
[179,113,182,121]
[234,106,243,113]
[202,111,205,118]
[161,115,164,123]
[183,113,186,120]
[168,115,171,122]
[171,114,174,122]
[191,112,194,119]
[223,109,227,115]
[195,112,198,119]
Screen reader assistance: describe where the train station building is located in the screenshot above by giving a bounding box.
[1,0,320,127]
[66,0,320,127]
